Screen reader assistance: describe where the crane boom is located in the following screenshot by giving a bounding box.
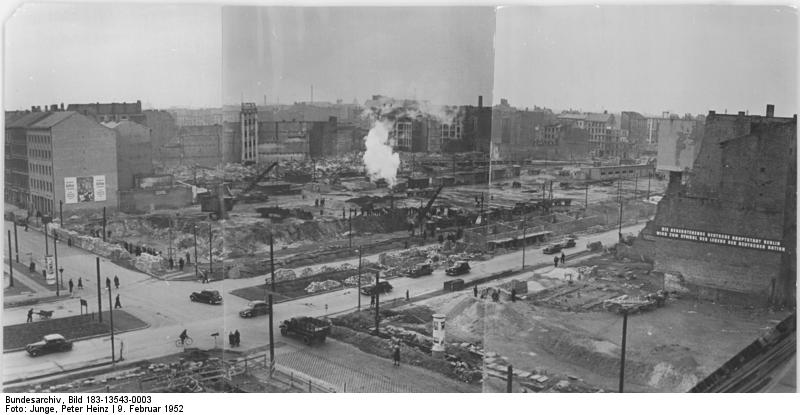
[243,162,279,194]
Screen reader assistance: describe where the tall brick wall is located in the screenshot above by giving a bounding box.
[53,114,119,212]
[649,111,796,305]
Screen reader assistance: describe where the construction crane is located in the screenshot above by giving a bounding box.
[242,162,279,194]
[417,185,444,237]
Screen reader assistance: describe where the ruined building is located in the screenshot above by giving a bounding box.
[646,105,796,306]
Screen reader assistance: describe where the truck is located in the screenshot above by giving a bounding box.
[279,316,332,345]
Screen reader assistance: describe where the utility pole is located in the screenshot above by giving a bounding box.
[96,257,102,323]
[44,222,49,256]
[646,172,652,201]
[108,285,115,363]
[507,365,513,393]
[348,210,352,249]
[102,207,107,242]
[268,294,275,377]
[59,200,63,228]
[374,270,380,334]
[208,226,213,279]
[168,217,173,269]
[585,182,589,211]
[618,179,624,242]
[13,219,19,263]
[357,247,362,312]
[619,309,629,393]
[53,230,59,296]
[633,172,638,199]
[193,225,198,280]
[521,217,526,270]
[270,234,275,292]
[8,231,14,287]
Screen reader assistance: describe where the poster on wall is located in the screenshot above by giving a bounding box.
[64,177,77,203]
[65,175,107,203]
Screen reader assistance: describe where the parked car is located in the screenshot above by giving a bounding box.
[26,334,73,357]
[407,263,433,278]
[562,238,576,248]
[190,289,222,305]
[445,261,471,276]
[360,281,393,296]
[543,244,562,254]
[280,317,332,344]
[239,300,270,318]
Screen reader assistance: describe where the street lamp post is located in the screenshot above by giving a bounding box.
[44,222,49,256]
[646,172,652,201]
[96,257,103,323]
[13,218,19,263]
[53,230,59,297]
[374,270,380,334]
[357,247,362,312]
[268,294,275,377]
[59,200,63,228]
[193,225,198,280]
[7,231,14,287]
[102,207,107,242]
[208,226,213,280]
[59,267,64,291]
[619,309,629,393]
[107,285,116,363]
[348,210,352,249]
[168,217,173,269]
[270,234,275,292]
[521,217,527,270]
[617,178,623,242]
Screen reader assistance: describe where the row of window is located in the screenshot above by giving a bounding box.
[30,135,51,145]
[29,163,52,176]
[599,169,638,176]
[31,195,54,215]
[31,178,53,192]
[29,148,52,159]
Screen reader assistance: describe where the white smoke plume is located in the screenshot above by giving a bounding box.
[362,119,400,187]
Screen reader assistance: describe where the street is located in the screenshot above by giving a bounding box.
[2,219,644,383]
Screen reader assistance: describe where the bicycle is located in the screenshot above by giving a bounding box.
[175,336,194,347]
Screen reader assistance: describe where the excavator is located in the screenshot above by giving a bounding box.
[236,161,279,204]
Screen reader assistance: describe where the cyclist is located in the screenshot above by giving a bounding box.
[179,329,189,345]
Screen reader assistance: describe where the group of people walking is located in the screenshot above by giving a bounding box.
[228,330,241,347]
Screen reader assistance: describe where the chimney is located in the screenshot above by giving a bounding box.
[766,104,774,118]
[478,96,483,108]
[738,111,745,116]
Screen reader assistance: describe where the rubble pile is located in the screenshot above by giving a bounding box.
[134,253,166,274]
[343,274,374,287]
[274,268,297,282]
[305,280,342,293]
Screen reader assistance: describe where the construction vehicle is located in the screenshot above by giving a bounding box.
[417,185,444,235]
[279,317,332,345]
[236,162,279,203]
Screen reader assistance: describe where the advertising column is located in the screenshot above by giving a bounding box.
[432,313,446,358]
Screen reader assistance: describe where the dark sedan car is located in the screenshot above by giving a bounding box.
[360,281,393,296]
[445,261,470,276]
[190,289,222,305]
[26,334,73,357]
[543,244,562,254]
[407,263,433,278]
[239,300,271,318]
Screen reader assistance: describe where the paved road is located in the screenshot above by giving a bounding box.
[2,219,644,383]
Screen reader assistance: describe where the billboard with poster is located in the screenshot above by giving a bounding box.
[65,175,107,203]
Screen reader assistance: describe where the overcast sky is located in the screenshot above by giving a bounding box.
[3,4,797,116]
[493,5,798,117]
[3,3,221,110]
[222,7,496,107]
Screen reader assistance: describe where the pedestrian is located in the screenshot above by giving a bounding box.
[234,330,241,347]
[105,277,111,290]
[77,277,83,289]
[554,256,559,268]
[68,238,72,247]
[561,252,566,264]
[119,340,124,362]
[406,290,410,301]
[315,199,319,207]
[473,285,478,298]
[68,279,74,294]
[179,258,185,271]
[169,257,174,269]
[370,294,375,308]
[393,343,401,367]
[325,304,329,314]
[228,332,235,347]
[24,223,29,232]
[114,275,119,289]
[27,308,34,323]
[186,252,191,265]
[511,288,517,302]
[114,294,122,309]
